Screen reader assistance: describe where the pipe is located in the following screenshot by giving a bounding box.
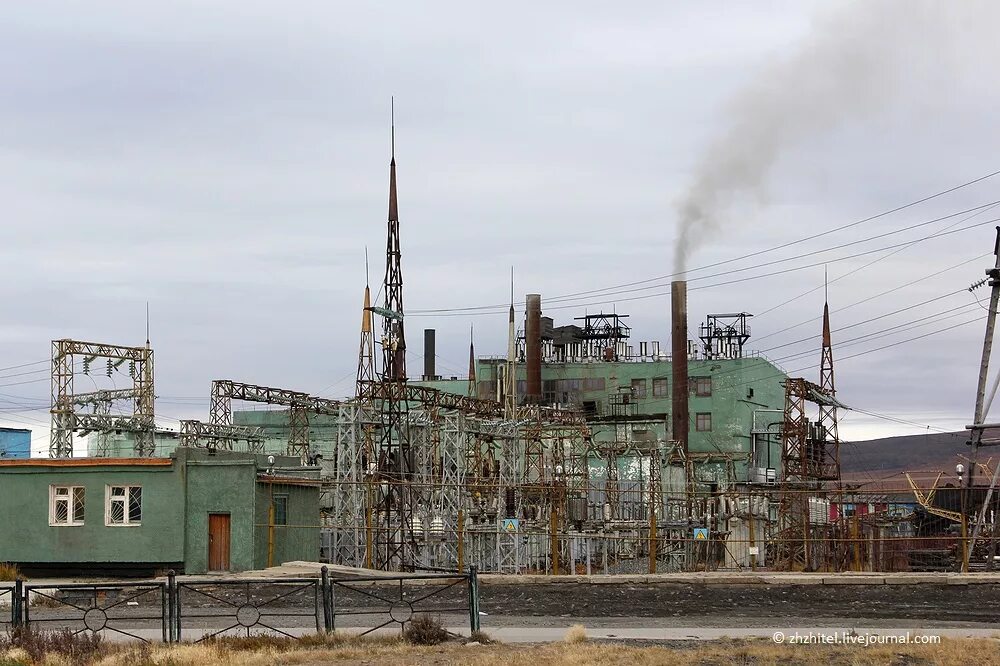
[671,281,689,456]
[423,329,436,380]
[526,294,542,403]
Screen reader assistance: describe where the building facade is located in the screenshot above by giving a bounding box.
[0,427,30,458]
[0,448,319,575]
[417,354,787,484]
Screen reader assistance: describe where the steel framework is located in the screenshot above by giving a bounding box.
[209,380,340,460]
[774,377,842,570]
[178,420,265,451]
[50,339,154,458]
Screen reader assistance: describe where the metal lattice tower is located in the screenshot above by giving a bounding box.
[775,376,841,570]
[818,299,841,481]
[50,339,155,458]
[467,329,477,398]
[504,300,517,418]
[356,283,377,398]
[372,103,418,570]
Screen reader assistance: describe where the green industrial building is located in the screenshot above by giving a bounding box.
[0,448,320,575]
[83,309,790,488]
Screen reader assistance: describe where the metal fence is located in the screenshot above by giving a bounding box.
[4,567,479,643]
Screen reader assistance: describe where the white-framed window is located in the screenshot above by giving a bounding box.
[49,485,85,526]
[105,485,142,526]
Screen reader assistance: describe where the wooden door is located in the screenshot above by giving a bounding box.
[208,513,231,571]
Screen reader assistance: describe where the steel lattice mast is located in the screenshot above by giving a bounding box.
[467,326,477,398]
[818,285,840,481]
[373,101,418,569]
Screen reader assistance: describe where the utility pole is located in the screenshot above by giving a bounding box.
[966,227,1000,570]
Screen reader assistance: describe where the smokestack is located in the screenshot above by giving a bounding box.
[671,281,689,455]
[423,329,436,380]
[525,294,542,404]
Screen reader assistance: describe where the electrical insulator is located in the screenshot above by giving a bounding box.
[129,361,136,379]
[106,359,113,377]
[83,358,91,375]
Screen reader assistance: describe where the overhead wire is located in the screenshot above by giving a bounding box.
[408,169,1000,315]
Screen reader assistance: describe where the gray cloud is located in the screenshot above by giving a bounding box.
[0,1,997,449]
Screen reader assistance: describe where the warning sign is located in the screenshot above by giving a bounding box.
[693,527,709,541]
[502,518,519,533]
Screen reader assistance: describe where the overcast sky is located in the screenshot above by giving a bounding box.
[2,1,999,454]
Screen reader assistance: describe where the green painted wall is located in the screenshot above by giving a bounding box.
[0,463,184,567]
[183,459,258,573]
[423,356,787,480]
[0,448,320,574]
[253,482,321,569]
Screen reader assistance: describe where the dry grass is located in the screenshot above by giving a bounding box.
[563,624,587,644]
[403,614,449,645]
[0,563,23,582]
[0,634,997,665]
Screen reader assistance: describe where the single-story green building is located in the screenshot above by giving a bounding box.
[0,448,320,575]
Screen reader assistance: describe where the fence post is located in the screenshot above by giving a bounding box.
[13,578,23,628]
[21,579,29,630]
[467,565,480,634]
[167,570,178,643]
[321,566,333,633]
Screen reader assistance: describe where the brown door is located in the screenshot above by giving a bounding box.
[208,513,231,571]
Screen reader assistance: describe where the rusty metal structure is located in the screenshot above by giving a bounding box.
[209,379,340,461]
[367,105,418,570]
[699,313,752,360]
[774,376,843,570]
[50,339,155,458]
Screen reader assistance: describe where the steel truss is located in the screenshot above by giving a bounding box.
[50,339,154,458]
[209,380,340,461]
[178,420,265,451]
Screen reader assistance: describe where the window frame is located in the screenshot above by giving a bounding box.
[272,495,289,526]
[695,412,713,432]
[693,376,712,397]
[652,377,669,398]
[105,484,143,527]
[49,485,86,527]
[630,378,647,398]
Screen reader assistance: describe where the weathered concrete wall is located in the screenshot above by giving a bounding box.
[183,459,258,574]
[0,461,183,567]
[253,482,320,569]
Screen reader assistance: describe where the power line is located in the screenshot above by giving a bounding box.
[760,302,981,355]
[755,202,1000,319]
[410,217,997,318]
[773,313,984,365]
[409,170,1000,314]
[754,251,989,344]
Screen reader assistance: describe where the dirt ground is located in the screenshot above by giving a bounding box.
[478,582,1000,625]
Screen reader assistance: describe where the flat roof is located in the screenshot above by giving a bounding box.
[0,457,172,467]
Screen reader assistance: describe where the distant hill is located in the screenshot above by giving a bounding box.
[841,432,970,476]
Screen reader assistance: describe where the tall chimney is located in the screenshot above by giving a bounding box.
[423,329,436,380]
[671,281,689,456]
[525,293,542,403]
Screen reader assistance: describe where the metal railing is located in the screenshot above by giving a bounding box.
[23,581,168,643]
[5,566,479,643]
